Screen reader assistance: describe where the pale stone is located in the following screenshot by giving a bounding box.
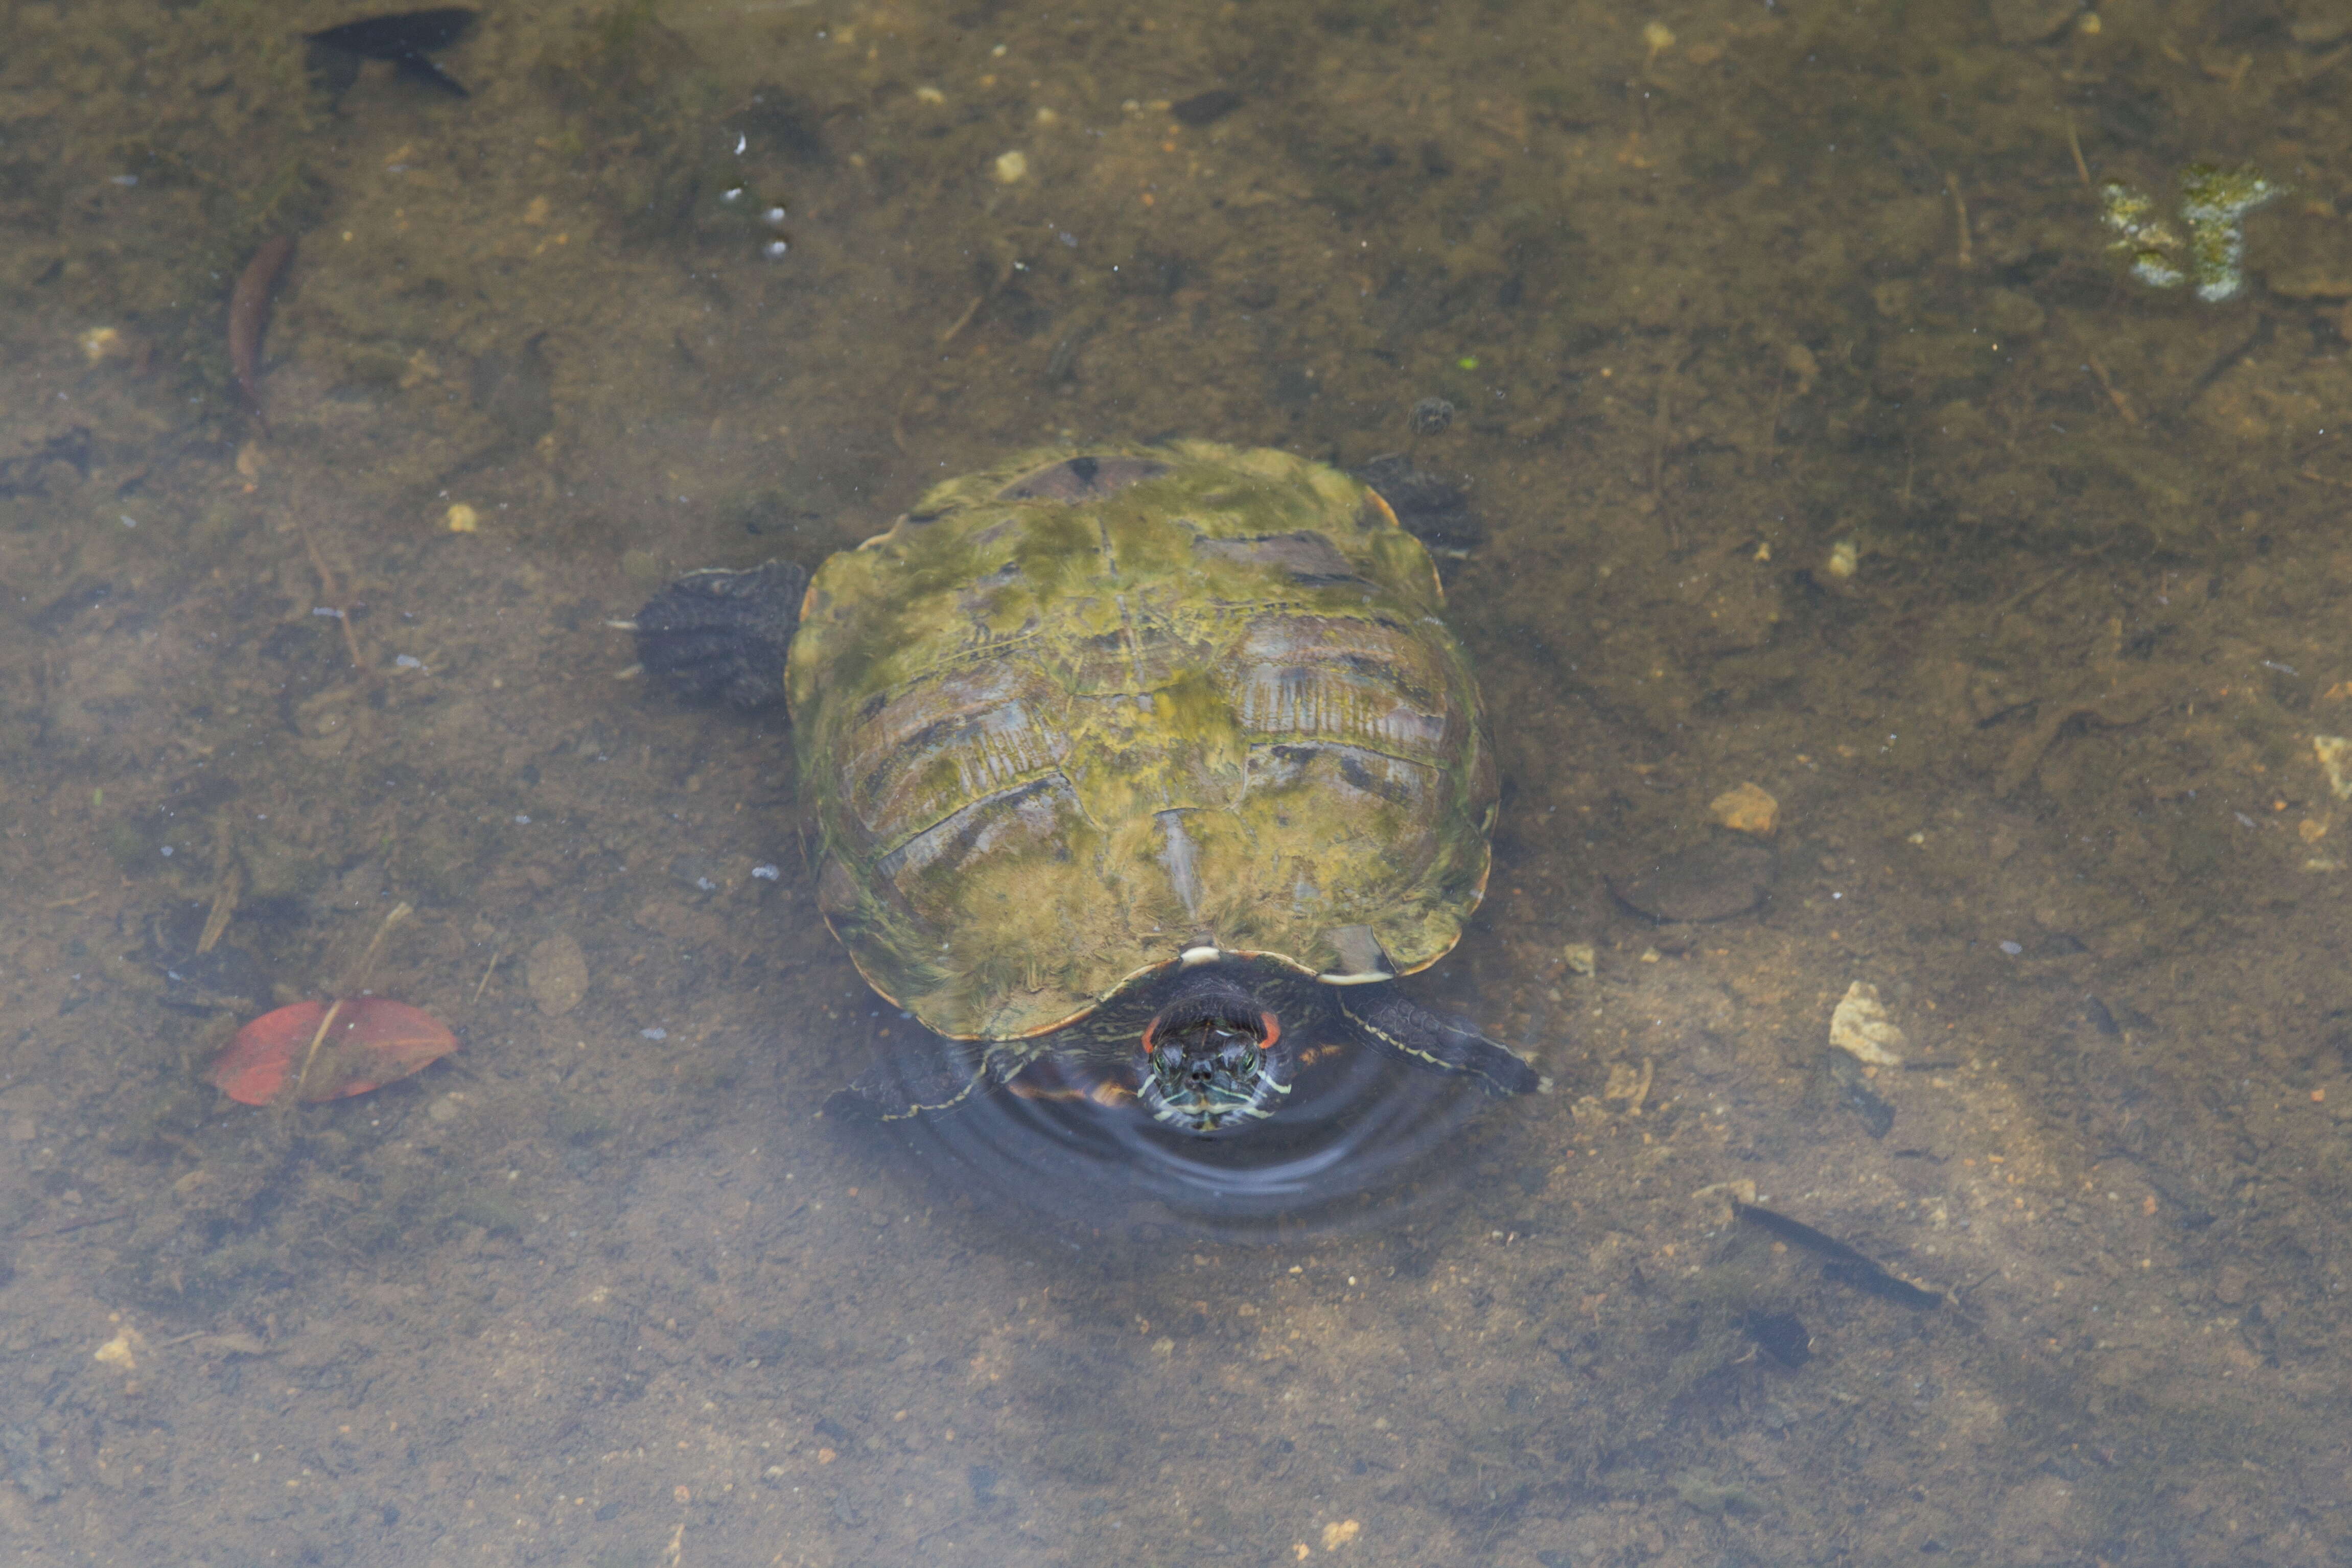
[1829,980,1906,1065]
[528,933,591,1016]
[1709,782,1780,836]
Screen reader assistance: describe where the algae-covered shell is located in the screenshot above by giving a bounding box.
[786,440,1498,1041]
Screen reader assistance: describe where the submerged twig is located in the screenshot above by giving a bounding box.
[471,946,504,1004]
[292,517,368,672]
[1944,171,1973,267]
[340,901,415,996]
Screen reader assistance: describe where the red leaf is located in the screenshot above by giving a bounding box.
[209,998,458,1105]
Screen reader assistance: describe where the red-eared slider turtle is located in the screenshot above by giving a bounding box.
[629,441,1543,1133]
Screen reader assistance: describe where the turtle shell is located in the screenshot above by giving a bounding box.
[786,440,1498,1041]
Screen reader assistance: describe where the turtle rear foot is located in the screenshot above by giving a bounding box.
[1336,987,1545,1097]
[632,561,807,708]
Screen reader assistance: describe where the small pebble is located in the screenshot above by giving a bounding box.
[1998,940,2023,956]
[446,503,480,533]
[752,863,781,880]
[527,934,591,1017]
[641,1027,669,1041]
[992,150,1028,184]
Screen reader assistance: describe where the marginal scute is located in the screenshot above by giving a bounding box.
[789,441,1496,1040]
[1321,923,1394,982]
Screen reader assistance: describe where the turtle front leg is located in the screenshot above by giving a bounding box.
[827,1033,999,1122]
[1336,988,1548,1097]
[625,560,808,709]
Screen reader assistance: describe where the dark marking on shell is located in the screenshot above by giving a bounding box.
[1192,530,1364,586]
[996,455,1170,503]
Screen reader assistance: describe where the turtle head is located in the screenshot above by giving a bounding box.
[1137,976,1290,1133]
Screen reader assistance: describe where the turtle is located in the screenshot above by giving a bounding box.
[627,440,1545,1133]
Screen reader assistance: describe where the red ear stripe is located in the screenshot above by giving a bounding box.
[1140,1018,1160,1056]
[1259,1013,1281,1049]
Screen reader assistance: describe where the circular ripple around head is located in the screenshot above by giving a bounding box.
[880,1046,1513,1243]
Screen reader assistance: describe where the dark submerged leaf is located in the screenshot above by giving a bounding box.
[307,9,478,97]
[306,8,478,59]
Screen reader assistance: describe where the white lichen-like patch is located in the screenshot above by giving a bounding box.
[1829,980,1906,1065]
[2100,166,2281,303]
[2314,735,2352,800]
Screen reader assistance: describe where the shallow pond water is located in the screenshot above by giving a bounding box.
[5,0,2352,1563]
